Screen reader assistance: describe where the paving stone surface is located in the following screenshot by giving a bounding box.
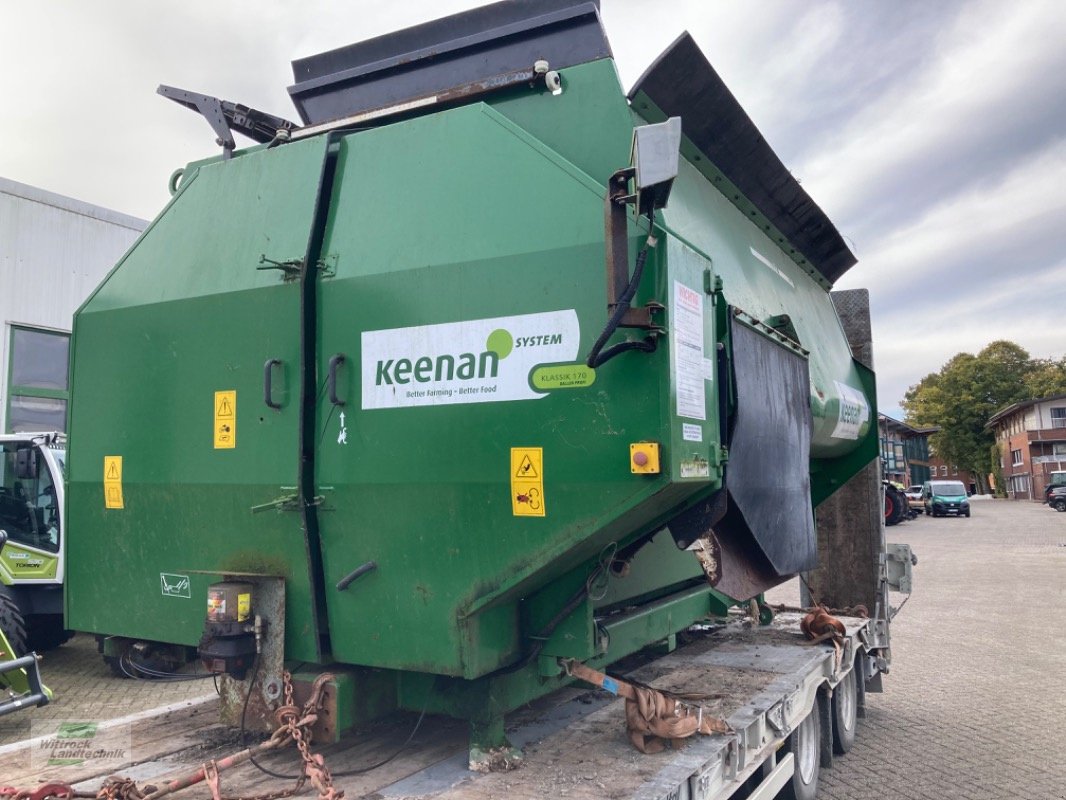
[771,498,1066,800]
[0,633,213,747]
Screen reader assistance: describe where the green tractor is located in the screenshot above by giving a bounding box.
[0,528,52,716]
[0,433,69,655]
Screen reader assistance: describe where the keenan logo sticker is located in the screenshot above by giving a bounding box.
[362,310,580,409]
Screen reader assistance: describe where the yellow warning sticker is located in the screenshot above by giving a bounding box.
[104,456,122,482]
[214,390,236,449]
[104,456,124,510]
[512,448,542,480]
[511,447,545,517]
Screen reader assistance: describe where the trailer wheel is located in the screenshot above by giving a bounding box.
[782,702,820,800]
[832,666,858,754]
[0,594,28,658]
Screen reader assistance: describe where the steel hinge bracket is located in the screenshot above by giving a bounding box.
[251,493,300,514]
[258,255,303,281]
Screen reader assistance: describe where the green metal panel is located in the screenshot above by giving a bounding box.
[488,59,636,186]
[312,104,722,678]
[631,97,873,465]
[63,37,881,745]
[66,137,331,662]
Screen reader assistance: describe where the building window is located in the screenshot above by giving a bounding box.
[1010,449,1023,466]
[951,465,958,475]
[940,465,948,476]
[1052,407,1066,429]
[6,326,69,433]
[1053,443,1066,457]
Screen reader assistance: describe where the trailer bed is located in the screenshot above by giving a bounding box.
[6,613,874,800]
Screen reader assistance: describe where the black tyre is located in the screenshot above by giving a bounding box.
[1055,499,1066,512]
[855,656,867,719]
[884,486,906,526]
[28,616,74,652]
[832,667,858,754]
[884,489,897,525]
[0,593,28,658]
[781,703,820,800]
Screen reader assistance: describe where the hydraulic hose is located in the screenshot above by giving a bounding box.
[585,222,659,369]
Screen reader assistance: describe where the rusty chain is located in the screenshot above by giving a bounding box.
[212,670,338,800]
[97,778,145,800]
[263,671,340,800]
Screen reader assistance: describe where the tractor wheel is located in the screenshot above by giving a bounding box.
[884,489,897,526]
[884,486,906,526]
[28,617,74,652]
[0,593,28,658]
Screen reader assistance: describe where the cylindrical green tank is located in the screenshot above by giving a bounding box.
[66,1,876,750]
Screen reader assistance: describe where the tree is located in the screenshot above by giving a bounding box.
[902,341,1041,493]
[1024,357,1066,398]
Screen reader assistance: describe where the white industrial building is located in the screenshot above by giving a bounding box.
[0,177,146,432]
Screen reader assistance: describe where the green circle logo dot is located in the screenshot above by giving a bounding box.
[486,329,513,359]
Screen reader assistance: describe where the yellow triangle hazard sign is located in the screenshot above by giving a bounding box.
[515,455,538,479]
[106,462,119,480]
[217,398,234,418]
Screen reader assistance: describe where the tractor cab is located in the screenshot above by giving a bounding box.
[0,432,68,659]
[0,435,65,555]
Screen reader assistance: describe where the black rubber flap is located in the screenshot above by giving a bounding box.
[629,33,856,285]
[288,0,611,125]
[667,318,815,600]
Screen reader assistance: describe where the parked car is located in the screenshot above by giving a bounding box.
[1049,486,1066,512]
[922,479,971,517]
[904,485,924,510]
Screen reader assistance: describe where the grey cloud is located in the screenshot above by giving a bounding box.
[2,0,1063,418]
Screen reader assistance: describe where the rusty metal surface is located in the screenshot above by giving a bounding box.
[288,677,338,744]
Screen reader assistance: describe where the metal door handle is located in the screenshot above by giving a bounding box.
[336,561,377,591]
[264,358,282,409]
[328,353,346,406]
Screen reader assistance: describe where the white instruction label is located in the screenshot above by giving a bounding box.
[682,423,703,442]
[672,281,706,421]
[702,358,715,381]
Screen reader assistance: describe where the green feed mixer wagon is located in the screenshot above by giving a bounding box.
[66,0,876,759]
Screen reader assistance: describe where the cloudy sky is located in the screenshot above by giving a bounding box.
[2,0,1063,416]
